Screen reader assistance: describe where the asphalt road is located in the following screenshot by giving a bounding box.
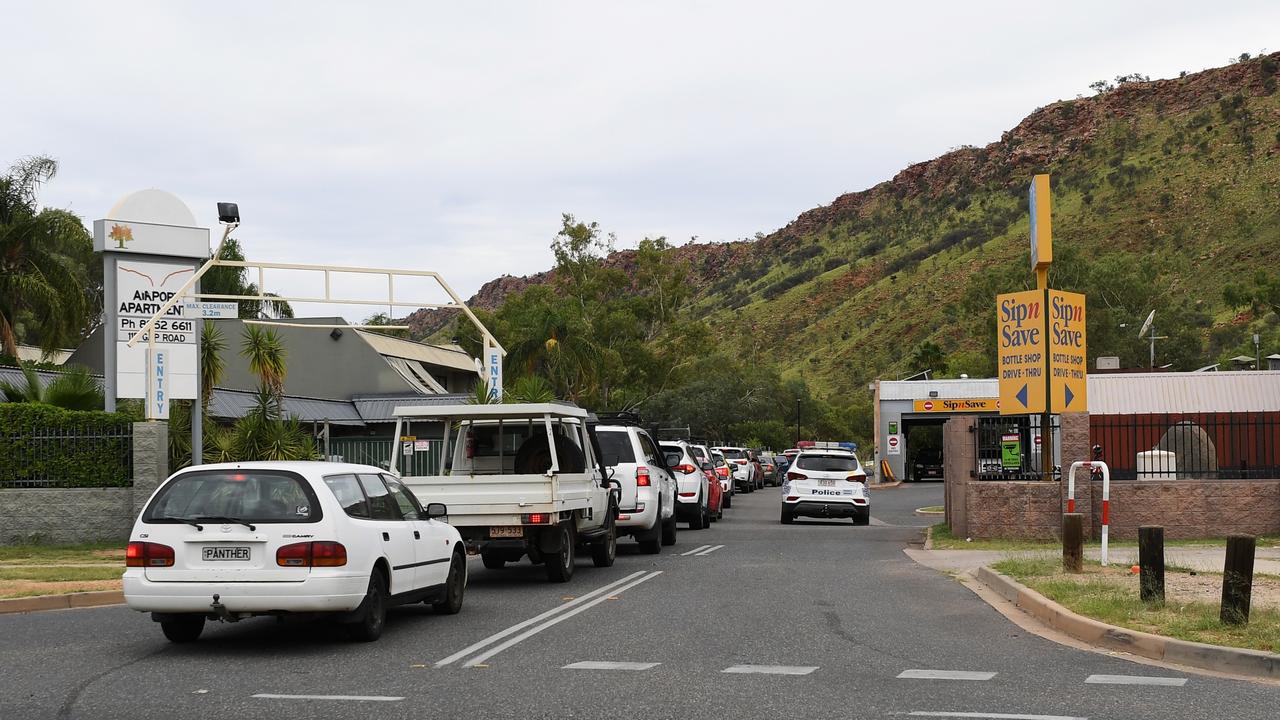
[4,483,1279,720]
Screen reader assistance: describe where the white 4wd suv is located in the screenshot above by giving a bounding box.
[124,462,466,643]
[713,446,757,493]
[597,424,678,553]
[781,450,871,525]
[660,440,712,530]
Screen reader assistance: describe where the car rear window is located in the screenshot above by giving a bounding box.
[597,430,636,465]
[144,470,320,524]
[718,448,745,460]
[690,446,709,462]
[795,454,860,472]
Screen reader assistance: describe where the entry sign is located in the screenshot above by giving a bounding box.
[1048,289,1088,411]
[146,348,170,420]
[1001,433,1021,470]
[997,289,1047,415]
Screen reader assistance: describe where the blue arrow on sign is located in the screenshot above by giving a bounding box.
[1016,384,1029,407]
[1064,385,1075,407]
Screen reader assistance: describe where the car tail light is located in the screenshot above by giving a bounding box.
[636,467,651,487]
[126,541,174,567]
[674,463,697,474]
[786,496,799,501]
[716,467,730,478]
[847,473,867,482]
[276,541,348,567]
[703,470,715,481]
[787,471,807,481]
[734,459,747,465]
[522,513,552,524]
[678,492,696,498]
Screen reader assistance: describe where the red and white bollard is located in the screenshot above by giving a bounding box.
[1067,460,1111,566]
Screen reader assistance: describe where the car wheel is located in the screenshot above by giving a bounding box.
[722,492,732,509]
[689,496,706,530]
[701,503,712,528]
[853,510,870,526]
[661,512,678,546]
[160,615,205,643]
[481,551,506,570]
[591,514,617,568]
[347,568,388,642]
[544,524,576,583]
[432,550,467,615]
[780,507,794,524]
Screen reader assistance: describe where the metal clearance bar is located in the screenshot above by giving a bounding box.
[1066,460,1111,565]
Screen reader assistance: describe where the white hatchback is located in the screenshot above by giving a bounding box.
[781,450,870,525]
[124,462,466,643]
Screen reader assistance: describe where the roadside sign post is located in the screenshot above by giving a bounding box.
[996,174,1088,480]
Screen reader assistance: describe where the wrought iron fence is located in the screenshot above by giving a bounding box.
[0,425,134,488]
[1090,412,1280,481]
[975,415,1060,481]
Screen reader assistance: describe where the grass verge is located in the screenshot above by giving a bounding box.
[994,558,1280,653]
[0,543,124,565]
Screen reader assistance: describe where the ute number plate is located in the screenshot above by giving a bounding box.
[203,546,250,561]
[490,526,524,538]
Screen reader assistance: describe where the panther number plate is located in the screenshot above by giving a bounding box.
[203,546,250,561]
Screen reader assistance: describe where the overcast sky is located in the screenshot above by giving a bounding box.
[7,1,1278,317]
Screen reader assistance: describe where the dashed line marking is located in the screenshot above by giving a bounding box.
[563,661,660,671]
[906,707,1085,712]
[1084,674,1187,686]
[898,669,997,681]
[695,544,725,556]
[681,545,712,556]
[722,664,818,676]
[252,694,404,702]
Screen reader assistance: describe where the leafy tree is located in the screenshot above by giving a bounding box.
[1224,270,1280,319]
[201,236,293,319]
[362,312,409,338]
[0,156,98,358]
[199,321,225,411]
[909,341,948,376]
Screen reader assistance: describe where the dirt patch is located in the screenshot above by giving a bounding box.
[0,579,122,600]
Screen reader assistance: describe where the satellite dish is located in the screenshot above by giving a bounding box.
[1137,309,1155,339]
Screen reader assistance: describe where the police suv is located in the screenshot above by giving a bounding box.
[781,448,870,525]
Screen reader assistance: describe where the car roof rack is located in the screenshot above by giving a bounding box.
[596,410,644,427]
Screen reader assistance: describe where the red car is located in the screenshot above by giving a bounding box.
[691,443,724,520]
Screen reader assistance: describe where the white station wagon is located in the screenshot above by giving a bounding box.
[124,461,466,643]
[781,449,871,525]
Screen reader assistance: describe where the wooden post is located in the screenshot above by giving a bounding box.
[1221,534,1256,626]
[1138,525,1165,604]
[1062,513,1083,573]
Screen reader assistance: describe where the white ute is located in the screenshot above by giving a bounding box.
[124,461,467,643]
[391,403,619,583]
[781,449,871,525]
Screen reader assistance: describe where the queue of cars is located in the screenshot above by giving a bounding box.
[122,402,869,645]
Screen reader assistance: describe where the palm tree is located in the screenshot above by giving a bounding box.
[200,321,225,411]
[0,156,98,358]
[240,325,287,407]
[0,364,103,410]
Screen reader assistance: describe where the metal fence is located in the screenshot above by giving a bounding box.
[1091,412,1280,481]
[327,436,442,476]
[0,425,134,488]
[975,415,1060,481]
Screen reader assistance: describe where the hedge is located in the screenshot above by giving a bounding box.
[0,404,134,488]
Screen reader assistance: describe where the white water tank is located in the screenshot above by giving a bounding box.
[1136,450,1177,481]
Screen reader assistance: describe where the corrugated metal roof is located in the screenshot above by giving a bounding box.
[207,389,365,425]
[0,365,64,400]
[355,331,478,373]
[879,379,998,401]
[353,393,473,423]
[1088,371,1280,414]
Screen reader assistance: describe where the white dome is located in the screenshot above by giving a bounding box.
[106,189,198,227]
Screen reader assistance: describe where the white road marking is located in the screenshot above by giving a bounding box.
[898,669,997,681]
[906,707,1085,712]
[563,661,660,671]
[870,517,890,526]
[681,544,712,556]
[721,664,818,676]
[434,571,648,666]
[695,544,725,556]
[1084,674,1187,686]
[462,571,662,667]
[252,694,404,702]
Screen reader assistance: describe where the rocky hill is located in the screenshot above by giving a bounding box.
[412,53,1280,395]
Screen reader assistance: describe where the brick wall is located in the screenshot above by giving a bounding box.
[1092,479,1280,540]
[0,421,168,546]
[964,481,1063,540]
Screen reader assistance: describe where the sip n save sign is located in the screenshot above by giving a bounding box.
[997,288,1087,414]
